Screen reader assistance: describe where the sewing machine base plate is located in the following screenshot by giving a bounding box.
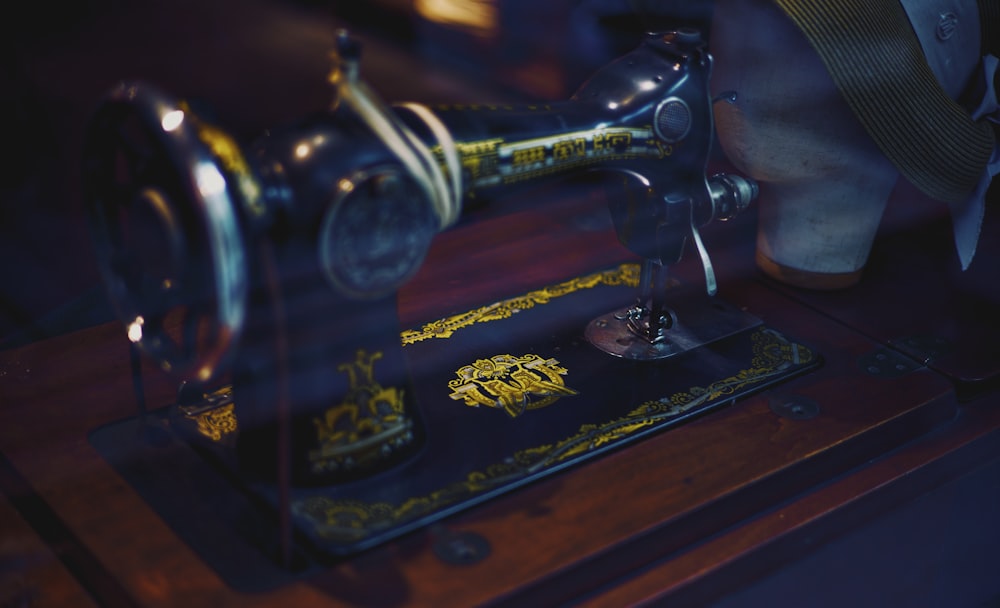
[88,264,820,590]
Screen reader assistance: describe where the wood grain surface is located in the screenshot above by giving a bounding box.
[1,180,984,606]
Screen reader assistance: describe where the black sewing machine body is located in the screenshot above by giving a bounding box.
[250,29,718,276]
[80,29,814,574]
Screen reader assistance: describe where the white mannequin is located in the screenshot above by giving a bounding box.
[710,0,988,288]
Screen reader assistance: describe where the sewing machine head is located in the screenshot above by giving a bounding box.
[83,28,758,486]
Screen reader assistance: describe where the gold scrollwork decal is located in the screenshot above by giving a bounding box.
[179,386,238,442]
[401,263,640,345]
[448,354,577,417]
[193,403,237,441]
[187,104,266,218]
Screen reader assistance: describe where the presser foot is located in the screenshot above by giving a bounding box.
[622,303,677,345]
[584,292,762,360]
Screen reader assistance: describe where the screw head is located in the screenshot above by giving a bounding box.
[936,13,958,41]
[768,394,820,420]
[432,530,491,566]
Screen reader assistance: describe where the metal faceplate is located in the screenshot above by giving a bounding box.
[318,165,438,300]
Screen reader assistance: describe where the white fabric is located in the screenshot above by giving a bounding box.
[953,54,1000,269]
[898,0,997,269]
[396,102,464,228]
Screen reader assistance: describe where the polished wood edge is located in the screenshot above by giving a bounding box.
[575,399,1000,607]
[484,384,958,607]
[0,465,100,608]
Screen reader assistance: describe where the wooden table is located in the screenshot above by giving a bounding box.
[2,180,998,607]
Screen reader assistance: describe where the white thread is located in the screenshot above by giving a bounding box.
[335,74,462,230]
[397,102,463,228]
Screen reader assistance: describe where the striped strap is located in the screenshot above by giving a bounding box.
[773,0,996,204]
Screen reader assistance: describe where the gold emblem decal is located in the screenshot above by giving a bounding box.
[310,349,414,474]
[448,354,577,417]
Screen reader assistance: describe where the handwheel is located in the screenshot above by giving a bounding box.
[83,82,249,382]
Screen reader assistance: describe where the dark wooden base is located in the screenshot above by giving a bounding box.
[3,178,996,606]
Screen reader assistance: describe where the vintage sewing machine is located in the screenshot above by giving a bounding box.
[79,28,818,577]
[1,8,996,601]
